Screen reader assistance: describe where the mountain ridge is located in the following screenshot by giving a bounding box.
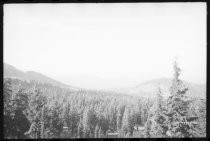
[112,77,206,99]
[4,63,206,99]
[4,63,73,89]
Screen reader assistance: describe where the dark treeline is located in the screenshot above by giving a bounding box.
[3,62,206,138]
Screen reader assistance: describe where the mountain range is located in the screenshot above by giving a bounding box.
[4,63,206,99]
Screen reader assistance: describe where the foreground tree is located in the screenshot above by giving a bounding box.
[165,61,197,137]
[4,78,15,138]
[4,79,31,139]
[12,89,31,138]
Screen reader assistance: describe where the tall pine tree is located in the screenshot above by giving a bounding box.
[165,61,196,137]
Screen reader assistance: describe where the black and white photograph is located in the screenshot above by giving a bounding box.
[3,3,206,138]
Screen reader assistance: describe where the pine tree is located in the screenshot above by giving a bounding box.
[40,105,45,138]
[3,78,15,138]
[127,109,135,136]
[25,89,47,138]
[4,78,13,115]
[63,100,81,138]
[63,102,71,137]
[165,61,197,137]
[144,116,152,138]
[150,87,167,137]
[141,107,148,125]
[94,124,99,138]
[98,127,102,138]
[12,89,31,139]
[116,108,121,132]
[82,108,91,138]
[121,107,135,136]
[121,107,129,135]
[189,99,206,137]
[49,100,64,138]
[77,118,83,138]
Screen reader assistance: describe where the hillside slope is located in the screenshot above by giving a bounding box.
[113,78,206,99]
[3,63,74,89]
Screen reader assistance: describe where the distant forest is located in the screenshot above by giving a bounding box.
[3,61,206,138]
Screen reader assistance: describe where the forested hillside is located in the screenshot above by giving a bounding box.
[3,62,206,138]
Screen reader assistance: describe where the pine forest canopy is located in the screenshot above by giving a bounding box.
[3,61,206,138]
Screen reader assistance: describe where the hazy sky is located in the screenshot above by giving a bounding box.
[4,3,206,88]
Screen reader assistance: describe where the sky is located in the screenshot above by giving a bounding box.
[4,3,206,89]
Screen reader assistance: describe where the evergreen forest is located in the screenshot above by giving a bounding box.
[3,61,206,138]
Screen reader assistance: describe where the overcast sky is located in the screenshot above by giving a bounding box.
[4,3,206,89]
